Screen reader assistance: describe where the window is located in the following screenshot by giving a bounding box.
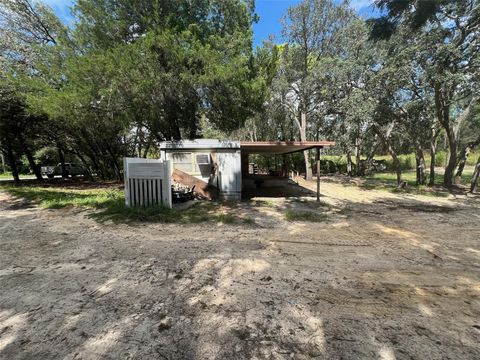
[171,152,193,173]
[171,152,213,175]
[195,154,210,165]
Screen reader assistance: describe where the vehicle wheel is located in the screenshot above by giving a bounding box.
[47,174,54,179]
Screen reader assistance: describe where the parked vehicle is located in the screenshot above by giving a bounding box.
[372,159,387,171]
[41,163,86,179]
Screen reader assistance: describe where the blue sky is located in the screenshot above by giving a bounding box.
[44,0,379,47]
[253,0,378,47]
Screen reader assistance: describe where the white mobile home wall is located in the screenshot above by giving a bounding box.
[215,150,241,201]
[160,140,241,201]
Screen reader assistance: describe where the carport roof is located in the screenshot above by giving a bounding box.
[240,141,335,155]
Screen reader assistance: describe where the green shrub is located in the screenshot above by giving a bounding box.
[320,159,338,173]
[466,150,479,166]
[383,158,395,171]
[435,151,446,167]
[400,154,416,170]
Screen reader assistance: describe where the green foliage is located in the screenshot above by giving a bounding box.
[1,0,479,189]
[434,152,446,167]
[1,0,261,182]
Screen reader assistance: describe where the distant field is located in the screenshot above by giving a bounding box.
[323,150,479,172]
[367,168,474,186]
[0,172,35,180]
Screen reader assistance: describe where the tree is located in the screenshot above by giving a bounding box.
[471,156,480,193]
[1,0,262,180]
[371,0,480,187]
[320,19,378,177]
[280,0,354,179]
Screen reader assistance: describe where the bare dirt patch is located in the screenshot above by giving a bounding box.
[1,180,479,359]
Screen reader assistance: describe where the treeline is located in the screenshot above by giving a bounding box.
[0,0,479,192]
[0,0,262,182]
[235,0,480,191]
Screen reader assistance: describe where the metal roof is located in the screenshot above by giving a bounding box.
[159,139,240,150]
[240,141,335,155]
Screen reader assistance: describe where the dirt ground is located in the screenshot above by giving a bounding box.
[1,178,480,359]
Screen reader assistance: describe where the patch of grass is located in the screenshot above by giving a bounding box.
[1,185,243,224]
[215,213,236,224]
[0,172,33,179]
[249,199,276,208]
[242,217,256,225]
[92,200,223,223]
[2,185,123,209]
[284,210,328,222]
[289,198,332,209]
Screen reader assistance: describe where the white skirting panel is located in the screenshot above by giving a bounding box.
[124,158,172,208]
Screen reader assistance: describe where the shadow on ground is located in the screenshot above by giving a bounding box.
[1,180,480,359]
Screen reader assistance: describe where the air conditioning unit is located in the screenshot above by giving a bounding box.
[195,153,211,165]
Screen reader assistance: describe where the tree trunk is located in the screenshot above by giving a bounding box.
[0,153,6,173]
[443,124,457,188]
[74,151,94,181]
[57,145,68,178]
[5,144,20,184]
[346,150,353,176]
[16,130,43,180]
[470,156,480,193]
[373,124,402,186]
[434,83,456,187]
[300,112,312,180]
[429,127,439,186]
[415,143,426,185]
[86,153,103,180]
[456,135,480,180]
[106,145,122,181]
[455,99,480,183]
[391,150,402,187]
[455,145,470,181]
[24,146,43,180]
[354,141,361,176]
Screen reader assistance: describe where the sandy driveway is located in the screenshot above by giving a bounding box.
[1,180,480,359]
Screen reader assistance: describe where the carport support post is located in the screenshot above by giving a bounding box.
[316,147,320,202]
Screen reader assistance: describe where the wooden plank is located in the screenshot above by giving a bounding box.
[172,168,219,200]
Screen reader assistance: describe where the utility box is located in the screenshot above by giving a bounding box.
[123,157,172,208]
[159,139,241,201]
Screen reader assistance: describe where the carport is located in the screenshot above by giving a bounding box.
[240,141,335,201]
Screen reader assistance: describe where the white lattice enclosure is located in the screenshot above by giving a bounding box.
[123,158,172,208]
